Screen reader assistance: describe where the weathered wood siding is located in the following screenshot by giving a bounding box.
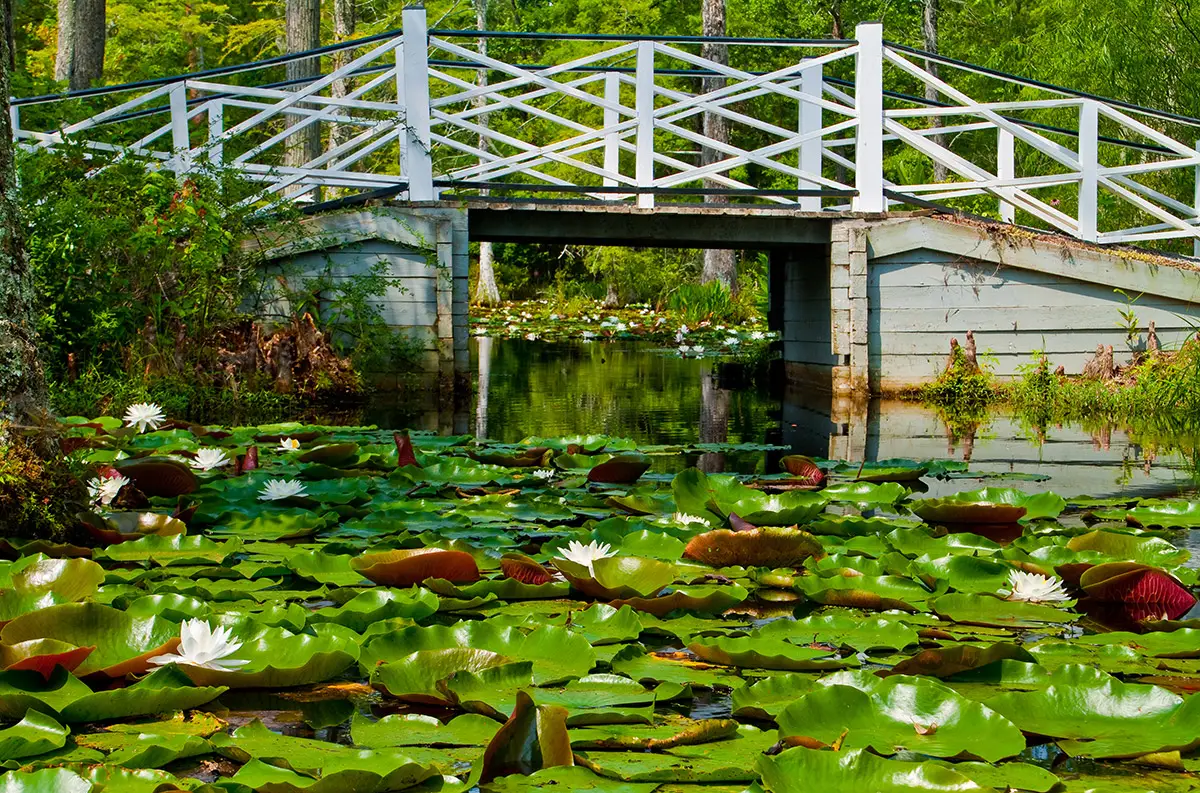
[868,249,1200,389]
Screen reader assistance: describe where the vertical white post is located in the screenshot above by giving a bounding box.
[798,60,823,211]
[997,127,1014,223]
[207,99,223,165]
[401,7,435,201]
[1078,99,1098,242]
[635,40,655,209]
[169,83,191,179]
[9,105,18,140]
[1193,139,1200,258]
[603,71,621,197]
[852,23,885,213]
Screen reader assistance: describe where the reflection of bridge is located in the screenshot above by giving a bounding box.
[15,9,1200,391]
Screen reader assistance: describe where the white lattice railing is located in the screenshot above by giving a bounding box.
[13,7,1200,247]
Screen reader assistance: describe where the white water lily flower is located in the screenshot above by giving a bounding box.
[692,345,705,355]
[557,540,617,577]
[678,345,690,356]
[549,314,559,320]
[148,619,248,671]
[525,333,540,341]
[673,512,711,527]
[582,331,596,339]
[123,403,165,433]
[88,475,129,507]
[750,330,766,340]
[277,438,301,452]
[615,323,628,332]
[1004,570,1071,603]
[259,479,308,501]
[531,469,556,481]
[189,448,231,472]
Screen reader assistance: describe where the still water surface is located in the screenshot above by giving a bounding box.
[365,338,1199,501]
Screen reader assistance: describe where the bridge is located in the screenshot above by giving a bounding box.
[14,8,1200,394]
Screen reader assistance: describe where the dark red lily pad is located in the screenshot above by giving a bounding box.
[470,447,551,467]
[351,549,480,588]
[114,458,198,498]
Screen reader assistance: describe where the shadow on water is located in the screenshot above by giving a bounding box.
[363,338,1200,497]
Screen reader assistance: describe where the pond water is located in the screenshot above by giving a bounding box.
[368,337,1200,501]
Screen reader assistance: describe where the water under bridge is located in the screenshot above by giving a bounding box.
[15,8,1200,393]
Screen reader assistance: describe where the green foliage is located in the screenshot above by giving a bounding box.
[21,147,270,380]
[918,346,997,412]
[0,434,86,541]
[666,282,754,327]
[47,370,307,425]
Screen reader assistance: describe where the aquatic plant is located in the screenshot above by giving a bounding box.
[0,418,1196,791]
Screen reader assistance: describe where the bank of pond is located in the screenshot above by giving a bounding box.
[1,414,1200,792]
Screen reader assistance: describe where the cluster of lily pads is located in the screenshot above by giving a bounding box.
[470,299,774,354]
[2,408,1200,792]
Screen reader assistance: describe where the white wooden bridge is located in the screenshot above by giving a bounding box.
[14,6,1200,248]
[14,9,1200,395]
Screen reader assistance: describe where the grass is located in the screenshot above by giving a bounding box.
[921,341,1200,446]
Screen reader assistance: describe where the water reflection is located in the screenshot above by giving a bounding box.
[364,338,1197,498]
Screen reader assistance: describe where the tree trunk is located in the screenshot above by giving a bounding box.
[696,370,729,473]
[475,335,492,438]
[700,0,736,292]
[0,0,46,424]
[54,0,105,90]
[285,0,321,200]
[474,242,501,304]
[922,0,948,182]
[329,0,355,150]
[470,0,502,305]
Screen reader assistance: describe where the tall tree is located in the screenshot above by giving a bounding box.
[328,0,355,150]
[472,0,502,305]
[0,0,46,423]
[284,0,321,198]
[700,0,736,292]
[54,0,106,90]
[922,0,947,181]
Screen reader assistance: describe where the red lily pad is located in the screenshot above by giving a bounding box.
[683,527,824,569]
[1079,563,1196,614]
[114,458,198,498]
[350,549,481,588]
[587,455,652,485]
[235,446,259,474]
[395,433,421,468]
[780,456,825,488]
[0,639,96,680]
[500,553,557,585]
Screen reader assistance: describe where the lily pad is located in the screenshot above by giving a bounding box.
[777,670,1026,762]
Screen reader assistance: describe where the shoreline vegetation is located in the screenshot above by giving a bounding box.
[916,329,1200,448]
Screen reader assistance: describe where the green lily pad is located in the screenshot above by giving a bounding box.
[987,665,1200,758]
[777,670,1026,762]
[931,593,1075,629]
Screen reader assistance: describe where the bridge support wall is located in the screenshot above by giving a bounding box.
[775,214,1200,396]
[250,206,470,388]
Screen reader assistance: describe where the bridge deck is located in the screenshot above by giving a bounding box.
[450,202,878,248]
